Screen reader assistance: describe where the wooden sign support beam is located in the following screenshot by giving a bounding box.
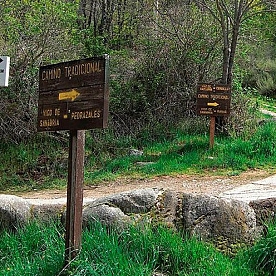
[64,130,85,266]
[209,116,215,149]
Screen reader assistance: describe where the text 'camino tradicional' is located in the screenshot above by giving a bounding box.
[41,61,102,81]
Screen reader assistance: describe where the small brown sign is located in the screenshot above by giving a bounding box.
[196,83,231,116]
[37,55,109,132]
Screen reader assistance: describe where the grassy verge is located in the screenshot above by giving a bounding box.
[256,95,276,113]
[0,134,68,192]
[84,120,276,184]
[0,119,276,192]
[245,221,276,275]
[0,221,64,275]
[0,220,270,276]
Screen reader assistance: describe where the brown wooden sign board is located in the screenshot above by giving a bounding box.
[196,83,231,116]
[37,55,109,132]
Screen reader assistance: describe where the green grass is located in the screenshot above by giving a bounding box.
[0,134,68,192]
[4,218,276,275]
[0,220,265,276]
[84,121,276,184]
[256,95,276,113]
[0,221,64,275]
[1,120,276,192]
[245,221,276,275]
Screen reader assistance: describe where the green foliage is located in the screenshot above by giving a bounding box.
[73,31,109,57]
[1,0,79,59]
[244,56,276,97]
[0,0,79,142]
[108,3,222,136]
[227,88,260,138]
[0,221,64,275]
[0,221,257,275]
[0,67,38,142]
[245,220,276,275]
[256,71,276,97]
[0,134,68,191]
[1,117,276,192]
[239,11,276,96]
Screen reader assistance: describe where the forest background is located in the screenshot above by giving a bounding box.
[1,0,276,191]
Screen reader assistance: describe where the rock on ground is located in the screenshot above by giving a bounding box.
[0,195,31,232]
[249,197,276,227]
[181,194,260,245]
[92,188,162,214]
[82,203,130,228]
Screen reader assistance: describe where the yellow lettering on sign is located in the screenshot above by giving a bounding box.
[71,109,102,120]
[199,110,213,115]
[199,84,212,91]
[216,110,227,114]
[197,93,209,99]
[55,108,61,116]
[39,119,60,127]
[42,109,53,117]
[210,94,230,100]
[41,68,61,81]
[65,61,102,78]
[216,86,231,92]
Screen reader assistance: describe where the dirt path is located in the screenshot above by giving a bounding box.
[18,169,272,200]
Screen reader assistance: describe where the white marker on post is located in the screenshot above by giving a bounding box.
[0,56,10,87]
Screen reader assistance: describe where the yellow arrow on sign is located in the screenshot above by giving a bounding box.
[59,89,80,101]
[207,102,219,107]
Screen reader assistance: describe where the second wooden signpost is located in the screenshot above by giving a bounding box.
[196,83,231,148]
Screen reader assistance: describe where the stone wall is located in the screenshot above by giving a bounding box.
[0,189,273,247]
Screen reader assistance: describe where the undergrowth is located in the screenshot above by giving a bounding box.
[245,221,276,275]
[0,220,267,276]
[84,120,276,184]
[0,118,276,192]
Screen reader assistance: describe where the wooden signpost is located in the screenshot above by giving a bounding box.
[196,83,231,148]
[37,55,109,266]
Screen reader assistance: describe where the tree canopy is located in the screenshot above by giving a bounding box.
[0,0,275,142]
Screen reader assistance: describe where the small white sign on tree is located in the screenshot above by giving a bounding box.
[0,56,10,87]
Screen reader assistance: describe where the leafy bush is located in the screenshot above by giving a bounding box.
[0,134,68,191]
[0,67,38,143]
[254,58,276,97]
[0,0,79,142]
[256,72,276,97]
[109,3,222,138]
[226,88,260,138]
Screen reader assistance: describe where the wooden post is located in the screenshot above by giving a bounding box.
[209,116,215,149]
[37,56,109,270]
[64,130,85,266]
